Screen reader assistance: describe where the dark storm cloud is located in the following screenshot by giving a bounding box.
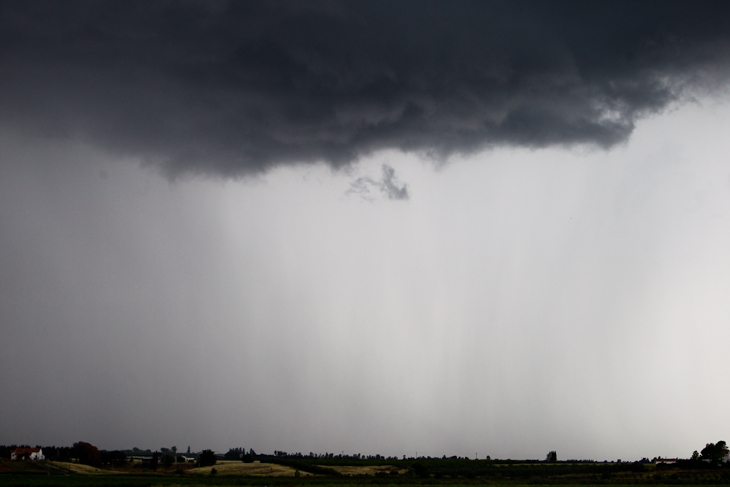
[2,1,730,177]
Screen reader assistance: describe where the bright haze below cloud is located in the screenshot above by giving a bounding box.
[2,0,730,461]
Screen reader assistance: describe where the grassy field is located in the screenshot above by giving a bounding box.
[42,460,405,477]
[326,465,407,476]
[4,458,730,487]
[1,478,729,487]
[187,460,307,476]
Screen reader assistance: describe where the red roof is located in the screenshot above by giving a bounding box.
[12,448,41,454]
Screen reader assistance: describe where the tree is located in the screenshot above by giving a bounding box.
[701,441,728,465]
[199,449,217,467]
[546,451,557,462]
[74,442,101,467]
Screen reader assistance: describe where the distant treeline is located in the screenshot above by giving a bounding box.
[254,453,649,478]
[219,449,730,479]
[407,459,649,479]
[217,449,654,478]
[6,442,730,481]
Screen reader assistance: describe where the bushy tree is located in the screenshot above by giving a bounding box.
[243,448,256,463]
[74,441,101,467]
[411,462,428,477]
[199,449,217,467]
[546,451,557,462]
[701,441,728,465]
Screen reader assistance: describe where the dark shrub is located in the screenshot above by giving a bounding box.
[199,449,217,467]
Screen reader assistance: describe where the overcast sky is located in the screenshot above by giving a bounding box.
[3,1,730,461]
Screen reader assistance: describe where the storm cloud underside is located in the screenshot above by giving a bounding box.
[2,1,730,176]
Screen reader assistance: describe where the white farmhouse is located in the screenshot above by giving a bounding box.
[10,448,45,460]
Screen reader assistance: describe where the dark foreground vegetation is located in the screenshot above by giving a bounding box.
[4,441,730,487]
[5,458,730,487]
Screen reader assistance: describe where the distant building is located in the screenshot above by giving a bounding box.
[11,448,44,461]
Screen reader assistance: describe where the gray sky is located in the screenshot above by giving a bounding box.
[2,1,730,461]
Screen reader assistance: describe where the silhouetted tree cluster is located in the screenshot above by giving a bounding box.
[396,458,646,479]
[199,449,217,467]
[99,450,127,466]
[546,451,557,462]
[225,447,244,460]
[702,441,728,465]
[242,448,257,462]
[43,446,74,461]
[74,441,101,467]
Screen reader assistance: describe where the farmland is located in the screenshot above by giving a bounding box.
[4,456,730,487]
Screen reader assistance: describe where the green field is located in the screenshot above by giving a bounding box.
[4,456,730,487]
[2,479,730,487]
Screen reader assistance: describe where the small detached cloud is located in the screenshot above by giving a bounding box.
[347,165,409,201]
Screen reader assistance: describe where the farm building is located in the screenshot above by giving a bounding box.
[11,448,45,460]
